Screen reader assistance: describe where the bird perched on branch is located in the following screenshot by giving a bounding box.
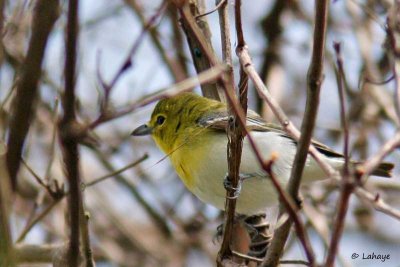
[132,93,393,215]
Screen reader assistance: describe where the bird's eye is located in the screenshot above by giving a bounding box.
[156,115,165,125]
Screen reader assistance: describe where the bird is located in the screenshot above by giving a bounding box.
[131,92,393,215]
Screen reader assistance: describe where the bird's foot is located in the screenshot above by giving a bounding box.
[223,174,242,199]
[243,214,272,258]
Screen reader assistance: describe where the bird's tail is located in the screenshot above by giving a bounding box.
[369,162,394,178]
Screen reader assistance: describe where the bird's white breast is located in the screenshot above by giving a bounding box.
[188,131,298,214]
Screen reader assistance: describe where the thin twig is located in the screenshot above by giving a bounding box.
[84,154,149,187]
[16,200,62,243]
[89,65,226,129]
[21,159,49,191]
[88,148,172,237]
[16,153,149,244]
[195,0,226,19]
[357,132,400,181]
[98,0,168,106]
[124,0,187,81]
[325,42,353,267]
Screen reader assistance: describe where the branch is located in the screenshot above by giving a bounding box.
[177,0,225,101]
[325,42,352,267]
[196,0,225,19]
[16,200,62,243]
[84,154,149,187]
[89,64,226,129]
[6,0,59,190]
[124,0,186,82]
[98,0,168,105]
[357,132,400,180]
[59,0,81,265]
[217,0,246,262]
[88,148,172,237]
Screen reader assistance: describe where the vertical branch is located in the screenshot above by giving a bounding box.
[6,0,59,190]
[177,0,225,101]
[0,144,15,266]
[264,0,329,265]
[290,0,329,200]
[59,0,81,265]
[325,43,353,267]
[217,0,244,262]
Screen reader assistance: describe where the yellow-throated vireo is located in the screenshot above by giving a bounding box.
[131,93,393,215]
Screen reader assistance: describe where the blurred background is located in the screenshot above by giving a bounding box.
[1,0,400,266]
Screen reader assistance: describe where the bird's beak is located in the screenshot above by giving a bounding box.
[131,124,153,136]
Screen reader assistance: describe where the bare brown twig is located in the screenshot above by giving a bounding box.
[16,199,62,243]
[89,64,226,129]
[325,42,352,267]
[88,148,172,237]
[85,154,149,187]
[124,0,186,82]
[196,0,225,19]
[97,0,168,114]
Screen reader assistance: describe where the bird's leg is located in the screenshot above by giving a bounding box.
[223,173,253,200]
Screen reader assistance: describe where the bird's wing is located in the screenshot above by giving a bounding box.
[198,109,344,159]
